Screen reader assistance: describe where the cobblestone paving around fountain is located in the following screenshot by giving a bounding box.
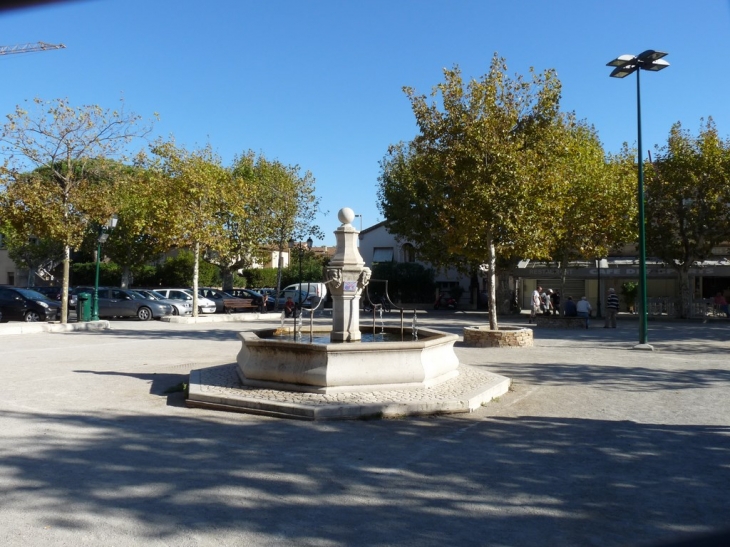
[188,363,510,420]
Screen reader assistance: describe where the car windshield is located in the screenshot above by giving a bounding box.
[132,290,156,300]
[147,290,167,300]
[15,288,48,301]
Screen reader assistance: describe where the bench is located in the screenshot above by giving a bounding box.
[534,314,588,329]
[223,298,259,313]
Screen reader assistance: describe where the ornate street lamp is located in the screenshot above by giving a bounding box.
[607,50,669,350]
[91,214,118,321]
[288,236,314,338]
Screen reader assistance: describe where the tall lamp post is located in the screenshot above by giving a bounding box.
[288,236,313,338]
[92,214,118,321]
[607,50,669,350]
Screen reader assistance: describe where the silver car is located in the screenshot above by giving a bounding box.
[75,287,173,321]
[133,289,193,316]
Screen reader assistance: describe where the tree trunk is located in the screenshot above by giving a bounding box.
[192,241,200,317]
[275,242,284,311]
[120,265,131,288]
[677,267,692,319]
[61,245,70,324]
[221,267,234,292]
[486,231,498,330]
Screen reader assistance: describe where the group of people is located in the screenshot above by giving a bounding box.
[530,285,621,328]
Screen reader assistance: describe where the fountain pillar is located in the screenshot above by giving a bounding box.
[326,208,371,342]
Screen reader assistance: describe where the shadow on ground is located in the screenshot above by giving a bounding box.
[2,409,729,546]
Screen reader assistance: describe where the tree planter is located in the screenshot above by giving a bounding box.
[463,326,533,348]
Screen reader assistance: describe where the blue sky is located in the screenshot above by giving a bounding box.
[2,0,729,245]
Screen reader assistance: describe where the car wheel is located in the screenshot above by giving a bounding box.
[171,306,179,316]
[24,310,41,322]
[137,306,153,321]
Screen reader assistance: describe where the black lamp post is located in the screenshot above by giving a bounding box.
[288,236,313,338]
[607,50,669,349]
[92,214,118,321]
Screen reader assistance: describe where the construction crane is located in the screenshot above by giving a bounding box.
[0,41,65,56]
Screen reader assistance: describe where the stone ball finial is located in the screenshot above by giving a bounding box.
[338,207,355,226]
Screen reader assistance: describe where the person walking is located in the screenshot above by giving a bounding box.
[576,296,592,327]
[530,286,542,323]
[605,288,620,328]
[550,289,561,316]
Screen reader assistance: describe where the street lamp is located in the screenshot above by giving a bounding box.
[607,50,669,350]
[288,235,314,338]
[91,214,118,321]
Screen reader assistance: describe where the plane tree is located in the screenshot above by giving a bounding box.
[0,98,152,321]
[252,155,323,302]
[645,118,730,317]
[138,140,232,316]
[378,55,570,330]
[545,121,637,305]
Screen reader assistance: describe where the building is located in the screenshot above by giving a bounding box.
[358,221,472,305]
[358,221,730,314]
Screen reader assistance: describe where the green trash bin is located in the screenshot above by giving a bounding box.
[77,292,91,322]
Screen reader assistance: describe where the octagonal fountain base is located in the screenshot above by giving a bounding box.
[186,326,511,420]
[237,326,461,394]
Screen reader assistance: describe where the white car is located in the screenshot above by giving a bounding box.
[155,288,216,314]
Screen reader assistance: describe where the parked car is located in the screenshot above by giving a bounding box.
[0,286,61,322]
[132,289,192,316]
[75,287,173,320]
[274,289,313,309]
[155,288,216,314]
[229,288,274,311]
[197,287,261,313]
[33,286,78,310]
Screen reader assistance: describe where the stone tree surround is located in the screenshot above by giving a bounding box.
[463,326,533,348]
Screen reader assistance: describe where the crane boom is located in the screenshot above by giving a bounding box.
[0,41,65,56]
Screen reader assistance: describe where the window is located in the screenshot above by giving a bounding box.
[402,244,416,263]
[372,247,394,263]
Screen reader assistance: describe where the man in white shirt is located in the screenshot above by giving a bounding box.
[576,296,592,327]
[529,286,542,323]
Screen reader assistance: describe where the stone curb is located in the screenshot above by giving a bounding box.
[162,313,270,324]
[0,320,111,335]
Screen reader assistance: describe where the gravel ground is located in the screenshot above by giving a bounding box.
[0,313,728,546]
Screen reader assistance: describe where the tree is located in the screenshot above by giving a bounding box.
[253,155,323,306]
[545,121,637,305]
[204,151,281,291]
[140,140,230,316]
[101,162,168,288]
[645,118,730,318]
[0,98,152,321]
[379,55,567,330]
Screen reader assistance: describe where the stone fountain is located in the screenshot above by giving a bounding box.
[186,207,510,419]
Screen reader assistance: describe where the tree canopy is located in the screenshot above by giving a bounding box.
[645,118,730,317]
[379,55,577,329]
[0,98,151,320]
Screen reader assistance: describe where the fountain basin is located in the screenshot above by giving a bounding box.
[236,326,460,394]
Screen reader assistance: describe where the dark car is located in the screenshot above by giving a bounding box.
[0,286,61,322]
[198,287,265,313]
[33,286,78,310]
[75,287,173,321]
[228,288,274,311]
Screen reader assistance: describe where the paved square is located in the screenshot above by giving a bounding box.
[1,314,728,546]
